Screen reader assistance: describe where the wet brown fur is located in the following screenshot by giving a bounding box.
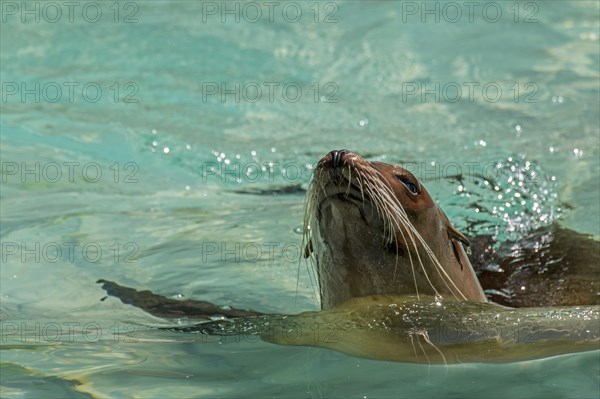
[304,150,487,309]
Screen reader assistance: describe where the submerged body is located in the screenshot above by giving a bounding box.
[172,295,600,364]
[471,225,600,307]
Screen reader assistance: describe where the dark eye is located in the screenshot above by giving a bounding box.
[395,174,419,195]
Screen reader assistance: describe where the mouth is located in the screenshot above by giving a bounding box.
[318,190,364,208]
[317,174,366,204]
[316,180,370,223]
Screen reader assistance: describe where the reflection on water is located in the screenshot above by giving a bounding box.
[1,1,598,398]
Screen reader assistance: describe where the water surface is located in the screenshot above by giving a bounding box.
[1,1,599,398]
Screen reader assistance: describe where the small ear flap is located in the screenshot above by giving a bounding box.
[448,224,470,271]
[438,209,470,270]
[303,239,313,259]
[437,208,470,247]
[451,240,465,271]
[447,223,470,248]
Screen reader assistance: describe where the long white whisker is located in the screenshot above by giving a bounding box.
[305,156,469,306]
[422,330,447,366]
[371,169,468,300]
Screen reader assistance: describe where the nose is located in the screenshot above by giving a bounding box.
[328,149,350,167]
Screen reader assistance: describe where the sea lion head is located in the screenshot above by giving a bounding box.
[304,150,486,309]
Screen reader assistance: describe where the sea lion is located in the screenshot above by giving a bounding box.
[172,295,599,364]
[98,149,600,363]
[303,149,487,309]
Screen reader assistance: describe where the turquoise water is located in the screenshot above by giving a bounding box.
[1,1,599,398]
